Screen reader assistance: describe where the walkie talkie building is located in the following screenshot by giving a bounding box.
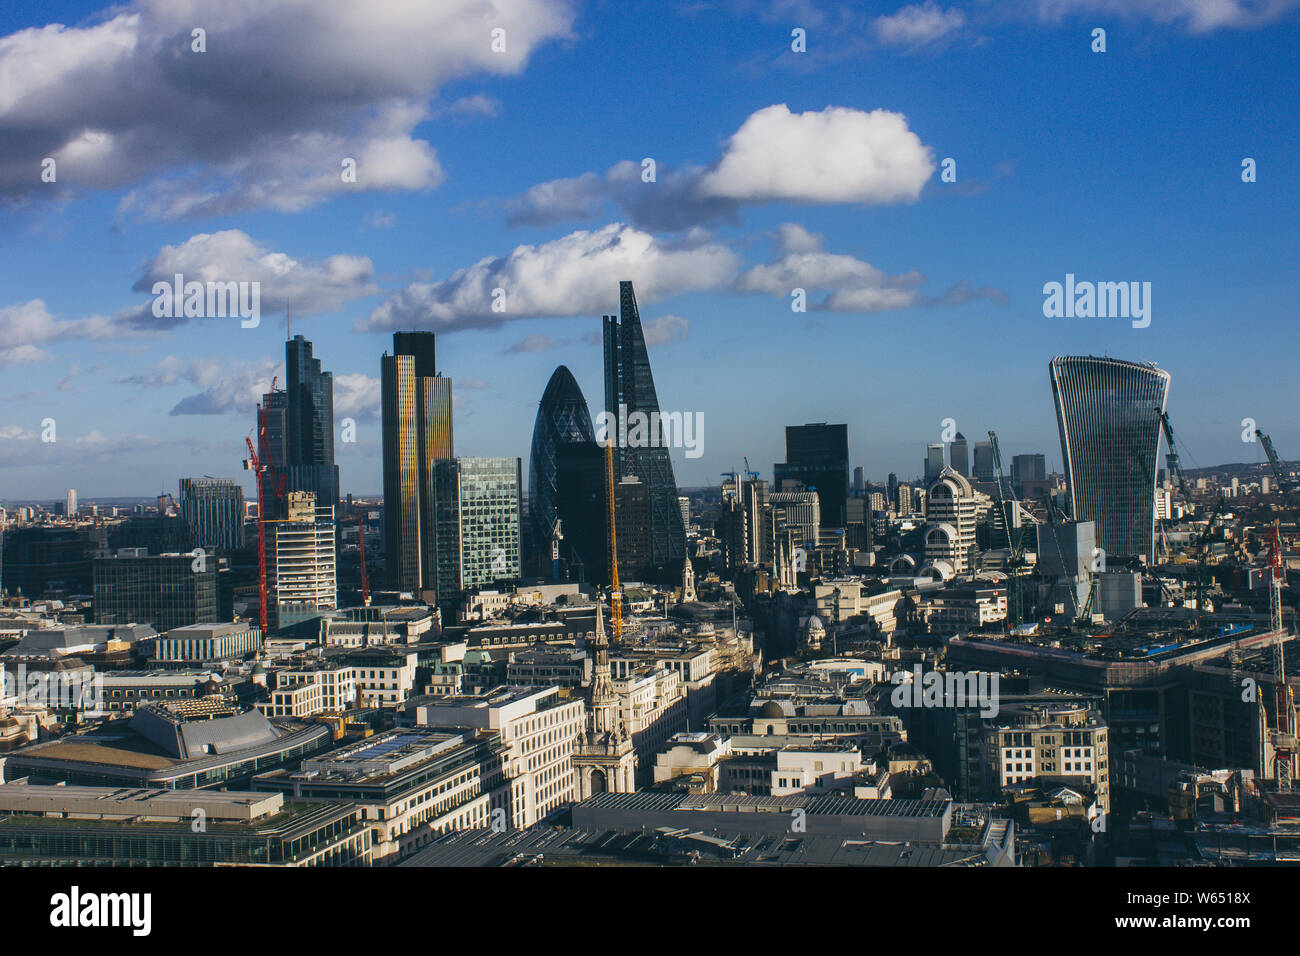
[603,280,686,576]
[1049,355,1171,564]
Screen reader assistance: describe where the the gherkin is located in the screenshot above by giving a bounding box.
[528,366,595,577]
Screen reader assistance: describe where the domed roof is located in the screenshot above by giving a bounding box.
[806,614,825,631]
[758,700,786,719]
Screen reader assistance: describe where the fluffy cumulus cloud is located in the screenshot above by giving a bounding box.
[699,105,934,204]
[364,223,740,331]
[872,3,968,46]
[127,229,376,328]
[333,372,381,422]
[0,0,574,217]
[505,104,935,230]
[0,299,141,366]
[738,222,1006,312]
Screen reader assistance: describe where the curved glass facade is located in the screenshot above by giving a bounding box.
[1049,355,1171,564]
[528,366,595,576]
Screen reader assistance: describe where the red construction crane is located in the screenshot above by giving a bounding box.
[357,511,370,607]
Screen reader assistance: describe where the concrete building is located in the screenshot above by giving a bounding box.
[415,685,585,828]
[254,728,501,863]
[0,784,370,866]
[271,491,337,629]
[923,468,979,578]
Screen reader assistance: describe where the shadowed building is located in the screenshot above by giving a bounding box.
[1049,356,1170,564]
[776,423,849,529]
[284,335,340,527]
[528,366,595,579]
[603,281,686,578]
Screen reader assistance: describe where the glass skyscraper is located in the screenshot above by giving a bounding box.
[776,423,849,528]
[602,280,685,576]
[528,366,595,579]
[381,331,454,593]
[433,457,522,603]
[1049,355,1171,564]
[285,335,340,524]
[179,477,246,550]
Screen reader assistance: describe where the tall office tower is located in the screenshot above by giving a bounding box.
[897,482,912,515]
[770,491,820,551]
[844,497,872,552]
[924,442,946,482]
[950,433,969,477]
[93,551,218,632]
[179,478,246,550]
[65,490,77,518]
[554,442,608,584]
[380,331,454,593]
[433,458,522,604]
[1049,356,1171,564]
[740,477,772,566]
[271,491,337,629]
[774,423,849,529]
[614,477,651,576]
[528,366,595,579]
[284,335,340,525]
[602,280,686,576]
[887,472,898,509]
[854,467,867,497]
[678,496,691,531]
[972,441,994,480]
[923,469,978,577]
[1011,454,1047,495]
[258,389,289,520]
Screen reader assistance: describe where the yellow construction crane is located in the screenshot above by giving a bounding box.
[605,440,622,644]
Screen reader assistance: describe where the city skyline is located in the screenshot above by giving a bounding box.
[1,1,1297,499]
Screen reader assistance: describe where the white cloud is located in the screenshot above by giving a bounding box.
[698,104,935,204]
[642,314,690,346]
[364,223,740,331]
[118,355,280,415]
[334,372,381,422]
[872,3,967,46]
[506,104,936,229]
[129,229,377,327]
[738,222,1006,313]
[0,299,140,366]
[0,0,574,217]
[1027,0,1300,31]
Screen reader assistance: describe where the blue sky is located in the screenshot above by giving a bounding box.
[1,0,1297,501]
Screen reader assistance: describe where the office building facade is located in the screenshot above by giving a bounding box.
[179,477,246,550]
[1049,356,1171,564]
[528,365,596,578]
[774,423,848,529]
[271,491,337,628]
[93,552,218,632]
[433,458,522,603]
[603,280,686,575]
[284,335,340,523]
[381,331,454,593]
